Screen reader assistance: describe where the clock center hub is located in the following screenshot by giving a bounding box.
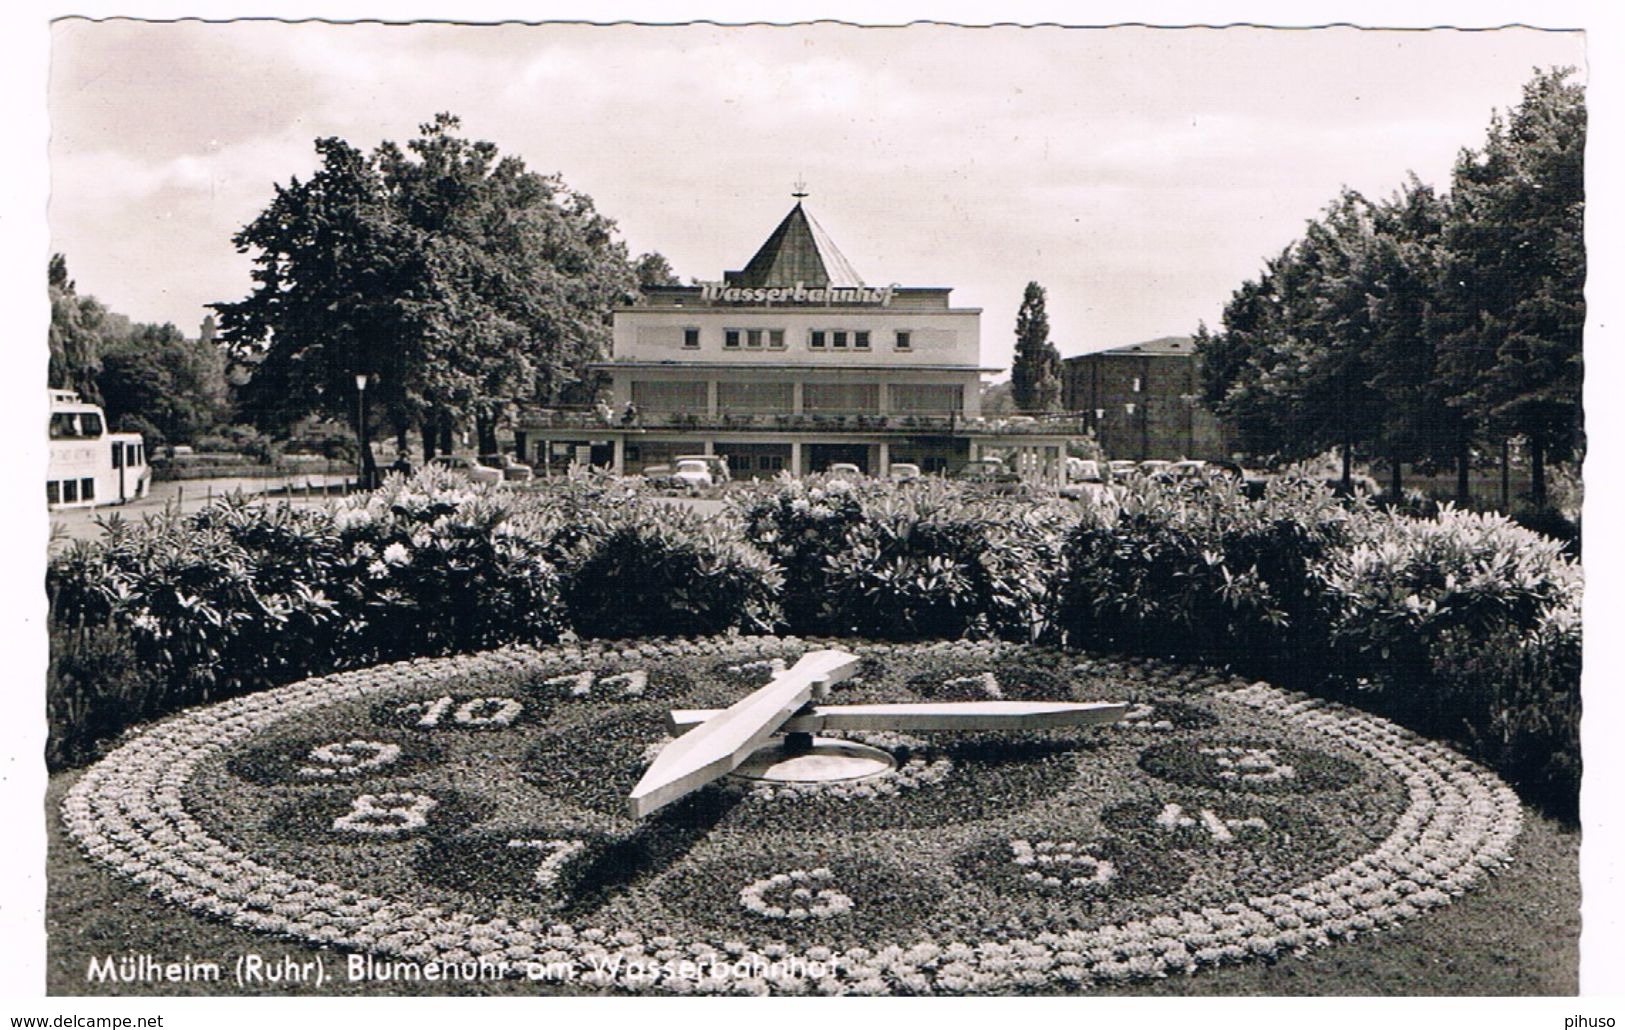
[728,736,898,784]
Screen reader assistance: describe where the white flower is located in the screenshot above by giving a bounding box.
[382,542,411,566]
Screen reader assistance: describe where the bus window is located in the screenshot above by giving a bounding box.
[81,477,94,501]
[128,443,139,466]
[46,481,59,505]
[63,480,78,503]
[112,443,123,468]
[49,412,104,438]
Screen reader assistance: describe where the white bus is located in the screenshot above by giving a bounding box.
[48,388,150,509]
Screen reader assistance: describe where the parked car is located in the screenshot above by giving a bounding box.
[428,454,503,485]
[671,458,716,493]
[1137,460,1173,481]
[641,464,677,490]
[952,458,1022,494]
[888,462,922,482]
[826,462,863,478]
[1061,458,1113,500]
[1108,460,1139,478]
[1067,458,1107,483]
[478,453,534,482]
[674,454,732,485]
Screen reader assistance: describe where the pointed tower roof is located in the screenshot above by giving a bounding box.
[724,202,865,288]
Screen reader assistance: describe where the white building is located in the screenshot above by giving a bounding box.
[518,198,1079,481]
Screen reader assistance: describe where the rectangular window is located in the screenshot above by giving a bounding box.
[112,443,123,468]
[895,330,912,351]
[47,481,59,505]
[757,454,785,472]
[63,479,78,503]
[81,477,95,501]
[832,331,849,349]
[683,328,700,349]
[854,331,871,350]
[724,330,741,349]
[889,384,965,414]
[630,380,708,412]
[129,443,140,466]
[717,381,794,413]
[1132,377,1142,393]
[810,330,826,349]
[746,329,764,349]
[804,382,880,414]
[769,329,785,349]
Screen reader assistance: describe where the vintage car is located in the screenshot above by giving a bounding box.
[674,454,732,485]
[478,453,535,482]
[951,458,1022,494]
[427,454,503,485]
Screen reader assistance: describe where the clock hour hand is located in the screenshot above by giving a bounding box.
[627,649,862,819]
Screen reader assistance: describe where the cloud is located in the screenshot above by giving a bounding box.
[45,20,1586,351]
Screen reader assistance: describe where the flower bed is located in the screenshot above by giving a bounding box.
[61,638,1521,995]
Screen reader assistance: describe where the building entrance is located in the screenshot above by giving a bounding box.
[807,443,871,474]
[716,442,791,479]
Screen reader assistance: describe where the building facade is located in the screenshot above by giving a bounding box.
[518,200,1081,481]
[1060,336,1233,462]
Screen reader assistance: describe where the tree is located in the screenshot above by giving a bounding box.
[215,115,640,468]
[1362,177,1464,499]
[1011,281,1062,413]
[48,254,108,400]
[1436,68,1585,510]
[1201,68,1584,509]
[1202,188,1456,495]
[214,135,429,483]
[97,321,230,446]
[634,252,680,288]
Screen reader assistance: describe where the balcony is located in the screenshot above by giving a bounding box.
[517,407,1090,437]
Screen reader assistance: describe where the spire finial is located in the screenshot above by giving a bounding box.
[791,177,808,200]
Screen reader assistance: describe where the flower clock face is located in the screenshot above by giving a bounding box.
[63,638,1522,996]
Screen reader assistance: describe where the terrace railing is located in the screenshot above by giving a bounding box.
[518,407,1090,436]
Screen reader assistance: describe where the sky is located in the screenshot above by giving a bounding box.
[46,19,1586,373]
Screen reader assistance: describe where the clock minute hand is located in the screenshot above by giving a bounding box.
[627,649,862,819]
[666,700,1131,736]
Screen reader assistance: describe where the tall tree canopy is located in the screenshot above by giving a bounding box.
[48,254,108,401]
[1198,67,1583,507]
[97,322,230,446]
[1436,67,1585,508]
[1011,281,1062,413]
[214,114,638,468]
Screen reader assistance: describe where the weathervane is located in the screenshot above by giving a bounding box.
[628,650,1129,818]
[791,177,809,200]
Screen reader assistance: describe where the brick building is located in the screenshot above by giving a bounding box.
[1060,336,1233,461]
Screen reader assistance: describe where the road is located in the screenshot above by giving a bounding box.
[49,474,353,550]
[50,478,731,552]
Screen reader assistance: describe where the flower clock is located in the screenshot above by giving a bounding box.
[62,637,1522,995]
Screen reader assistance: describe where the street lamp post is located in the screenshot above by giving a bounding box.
[355,373,372,490]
